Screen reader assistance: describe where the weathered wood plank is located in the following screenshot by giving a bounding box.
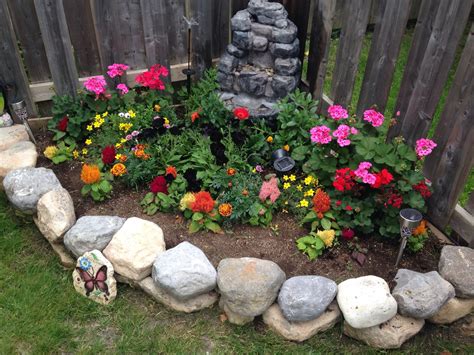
[387,0,472,144]
[212,0,231,58]
[6,0,51,83]
[164,0,187,65]
[34,0,79,97]
[232,0,249,14]
[92,0,146,70]
[0,0,37,115]
[191,0,213,79]
[280,0,312,63]
[425,23,474,229]
[307,0,336,108]
[63,0,102,76]
[466,191,474,215]
[140,0,170,70]
[356,0,412,116]
[450,205,474,247]
[330,0,372,107]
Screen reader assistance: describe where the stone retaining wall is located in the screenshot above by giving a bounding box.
[3,166,474,350]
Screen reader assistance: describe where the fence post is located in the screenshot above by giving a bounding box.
[191,0,213,79]
[387,0,472,145]
[0,0,37,115]
[34,0,79,97]
[356,0,412,117]
[425,23,474,230]
[307,0,336,109]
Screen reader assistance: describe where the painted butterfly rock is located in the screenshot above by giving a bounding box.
[73,250,117,305]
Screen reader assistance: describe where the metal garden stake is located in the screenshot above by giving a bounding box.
[11,100,37,145]
[182,15,198,96]
[395,208,423,267]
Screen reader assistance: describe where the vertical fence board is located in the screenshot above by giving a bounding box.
[232,0,249,14]
[6,0,51,83]
[140,0,170,70]
[307,0,336,107]
[356,0,412,116]
[63,0,102,76]
[163,0,187,66]
[466,192,474,215]
[0,0,36,114]
[92,0,146,70]
[387,0,472,145]
[425,24,474,229]
[330,0,371,107]
[191,0,213,79]
[280,0,311,62]
[212,0,231,58]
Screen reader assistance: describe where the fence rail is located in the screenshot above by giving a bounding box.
[0,0,472,244]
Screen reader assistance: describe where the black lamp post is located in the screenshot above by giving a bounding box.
[182,16,198,96]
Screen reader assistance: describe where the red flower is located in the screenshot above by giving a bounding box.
[191,191,215,213]
[335,200,342,207]
[191,111,200,123]
[345,205,353,211]
[136,64,169,90]
[101,146,116,165]
[333,168,356,192]
[372,169,393,188]
[413,181,432,199]
[385,191,403,209]
[341,228,355,240]
[57,116,68,132]
[312,189,331,219]
[165,166,177,179]
[233,107,249,121]
[150,176,168,194]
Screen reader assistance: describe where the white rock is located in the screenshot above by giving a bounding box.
[337,275,397,329]
[139,277,217,313]
[0,141,37,184]
[428,297,474,324]
[34,188,75,242]
[343,314,425,349]
[103,217,165,281]
[73,250,117,305]
[0,124,29,151]
[263,302,341,342]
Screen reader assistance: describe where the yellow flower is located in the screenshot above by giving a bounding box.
[296,185,303,191]
[266,136,273,143]
[93,121,100,128]
[283,182,291,190]
[164,117,170,125]
[128,110,136,118]
[82,148,88,155]
[102,111,108,117]
[85,139,92,145]
[252,168,257,173]
[283,175,289,181]
[284,200,288,205]
[86,125,93,131]
[115,143,122,149]
[299,199,309,207]
[73,150,79,159]
[154,104,161,112]
[304,189,315,197]
[317,229,335,247]
[44,146,58,159]
[119,123,133,132]
[115,154,122,160]
[120,138,127,143]
[304,176,313,185]
[179,192,196,211]
[95,114,101,120]
[289,174,296,182]
[283,144,290,151]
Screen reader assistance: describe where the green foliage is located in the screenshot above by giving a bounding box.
[140,175,187,215]
[0,92,4,113]
[296,233,326,260]
[184,209,223,234]
[408,232,429,253]
[51,138,76,164]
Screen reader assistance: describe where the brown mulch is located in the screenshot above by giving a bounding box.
[37,133,444,284]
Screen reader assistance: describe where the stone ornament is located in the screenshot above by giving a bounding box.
[73,250,117,305]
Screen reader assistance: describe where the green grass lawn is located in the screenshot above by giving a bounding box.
[1,193,472,354]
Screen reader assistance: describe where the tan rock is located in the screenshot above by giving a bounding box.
[0,124,29,151]
[103,217,165,281]
[0,141,37,184]
[73,250,117,305]
[428,297,474,324]
[50,242,75,268]
[138,277,217,313]
[263,301,341,342]
[219,297,254,325]
[34,188,75,242]
[343,314,424,349]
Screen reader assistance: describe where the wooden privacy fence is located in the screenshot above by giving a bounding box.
[0,0,472,243]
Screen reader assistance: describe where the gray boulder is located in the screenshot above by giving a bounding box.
[270,39,300,58]
[278,276,337,322]
[3,167,61,213]
[152,241,217,301]
[251,22,273,39]
[233,31,252,50]
[218,52,238,74]
[238,71,268,96]
[217,257,286,318]
[231,10,251,32]
[217,71,234,91]
[64,215,125,257]
[392,269,455,319]
[439,246,474,298]
[253,35,268,52]
[272,22,297,44]
[227,44,246,58]
[275,57,300,76]
[272,75,297,98]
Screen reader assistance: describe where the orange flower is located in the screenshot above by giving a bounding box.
[191,111,200,123]
[111,163,127,177]
[242,189,249,196]
[191,191,215,213]
[283,144,290,151]
[134,149,150,160]
[227,167,236,176]
[219,203,233,217]
[166,166,177,179]
[413,220,427,236]
[119,155,128,163]
[312,188,331,219]
[81,164,101,184]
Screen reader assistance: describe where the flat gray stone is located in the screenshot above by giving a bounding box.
[217,257,286,318]
[227,44,246,58]
[272,22,297,44]
[278,276,338,322]
[217,71,234,91]
[439,246,474,298]
[152,241,217,301]
[270,39,300,58]
[275,19,288,29]
[218,52,238,74]
[392,269,455,319]
[3,167,61,213]
[64,216,126,257]
[275,57,300,76]
[238,70,268,96]
[251,22,273,39]
[272,75,298,98]
[253,35,268,52]
[233,31,252,50]
[231,10,252,32]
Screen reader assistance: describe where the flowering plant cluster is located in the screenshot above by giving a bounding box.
[180,191,223,234]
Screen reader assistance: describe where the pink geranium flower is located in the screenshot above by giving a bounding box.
[116,83,129,95]
[107,63,129,78]
[310,125,332,144]
[363,109,384,127]
[415,138,437,158]
[259,177,281,203]
[84,76,107,96]
[328,105,348,120]
[332,124,357,147]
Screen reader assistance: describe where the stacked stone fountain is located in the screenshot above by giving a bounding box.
[217,0,301,118]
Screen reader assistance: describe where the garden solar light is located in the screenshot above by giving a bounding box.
[395,208,423,267]
[11,100,37,145]
[182,15,198,95]
[272,148,295,173]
